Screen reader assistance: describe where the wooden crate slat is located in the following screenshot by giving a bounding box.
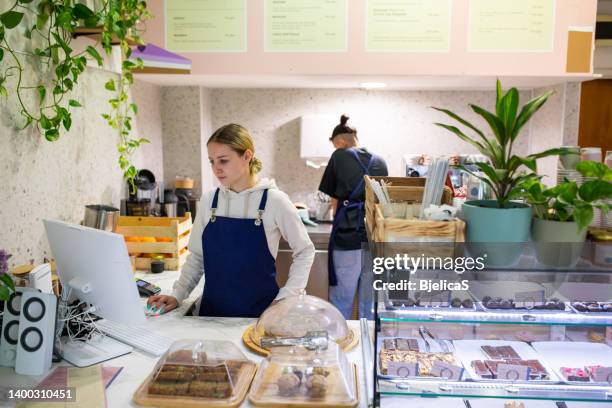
[126,242,179,253]
[177,233,190,251]
[117,213,191,227]
[115,225,177,238]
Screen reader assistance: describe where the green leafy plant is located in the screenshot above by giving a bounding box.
[522,161,612,231]
[433,79,572,208]
[0,0,151,186]
[0,250,15,302]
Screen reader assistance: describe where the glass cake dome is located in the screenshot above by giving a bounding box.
[252,291,354,350]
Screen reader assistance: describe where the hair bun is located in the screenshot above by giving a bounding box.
[340,114,350,125]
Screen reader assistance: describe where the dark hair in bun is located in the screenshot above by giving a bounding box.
[330,114,357,140]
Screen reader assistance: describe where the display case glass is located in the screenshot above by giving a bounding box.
[363,245,612,406]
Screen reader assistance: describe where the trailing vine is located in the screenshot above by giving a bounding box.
[0,0,151,186]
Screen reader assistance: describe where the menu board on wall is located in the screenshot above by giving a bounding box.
[265,0,348,52]
[469,0,555,52]
[366,0,452,52]
[165,0,247,52]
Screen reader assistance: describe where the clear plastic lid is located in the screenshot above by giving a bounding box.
[254,291,351,345]
[249,342,358,407]
[134,340,256,405]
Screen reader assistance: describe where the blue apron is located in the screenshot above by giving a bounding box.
[199,188,279,317]
[328,149,377,286]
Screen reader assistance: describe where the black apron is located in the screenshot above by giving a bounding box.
[327,148,377,286]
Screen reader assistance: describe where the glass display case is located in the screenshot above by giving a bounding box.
[361,246,612,408]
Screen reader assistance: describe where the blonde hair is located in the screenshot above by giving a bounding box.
[207,124,262,174]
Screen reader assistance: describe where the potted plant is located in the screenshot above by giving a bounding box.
[433,80,570,266]
[522,161,612,267]
[0,250,15,301]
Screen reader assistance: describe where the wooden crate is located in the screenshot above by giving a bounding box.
[116,213,192,271]
[364,176,464,257]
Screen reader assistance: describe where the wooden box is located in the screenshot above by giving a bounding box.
[364,176,464,257]
[116,213,192,271]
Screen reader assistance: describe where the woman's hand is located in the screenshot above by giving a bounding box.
[147,295,178,314]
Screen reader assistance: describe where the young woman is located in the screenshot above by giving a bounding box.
[148,124,315,317]
[319,115,388,319]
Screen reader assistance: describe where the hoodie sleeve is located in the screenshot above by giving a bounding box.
[171,197,206,303]
[272,192,315,299]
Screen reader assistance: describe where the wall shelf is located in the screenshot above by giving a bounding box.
[133,73,601,90]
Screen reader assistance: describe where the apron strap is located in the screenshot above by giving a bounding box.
[347,149,377,202]
[255,189,269,226]
[210,188,221,223]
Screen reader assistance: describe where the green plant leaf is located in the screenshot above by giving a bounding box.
[1,273,15,291]
[73,4,94,19]
[36,12,49,30]
[0,86,7,97]
[69,99,82,107]
[86,46,103,67]
[40,114,51,130]
[579,179,612,203]
[37,85,46,103]
[527,147,569,160]
[105,79,116,91]
[18,0,35,3]
[470,104,507,145]
[473,162,503,185]
[576,160,612,181]
[573,204,593,231]
[62,114,72,131]
[0,286,10,302]
[508,155,537,172]
[432,106,504,163]
[1,11,24,29]
[0,48,4,62]
[45,128,59,141]
[500,87,519,135]
[495,79,503,118]
[433,123,488,155]
[512,90,553,141]
[55,9,72,28]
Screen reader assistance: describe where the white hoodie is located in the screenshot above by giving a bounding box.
[171,178,315,304]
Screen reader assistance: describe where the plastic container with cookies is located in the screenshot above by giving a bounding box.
[249,342,358,407]
[133,340,256,408]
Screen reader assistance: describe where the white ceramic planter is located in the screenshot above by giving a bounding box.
[531,217,587,268]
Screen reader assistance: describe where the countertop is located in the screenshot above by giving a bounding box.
[0,271,369,408]
[281,221,332,249]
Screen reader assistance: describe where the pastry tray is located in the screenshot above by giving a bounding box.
[531,341,612,386]
[248,363,359,408]
[376,336,468,381]
[133,360,257,408]
[453,340,561,384]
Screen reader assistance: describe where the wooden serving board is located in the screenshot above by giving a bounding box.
[133,362,257,408]
[242,325,360,357]
[249,363,359,408]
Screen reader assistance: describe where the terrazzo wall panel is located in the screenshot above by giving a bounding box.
[0,68,164,266]
[206,88,537,203]
[528,83,581,186]
[160,87,203,195]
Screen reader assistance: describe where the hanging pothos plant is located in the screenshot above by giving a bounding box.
[0,0,151,186]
